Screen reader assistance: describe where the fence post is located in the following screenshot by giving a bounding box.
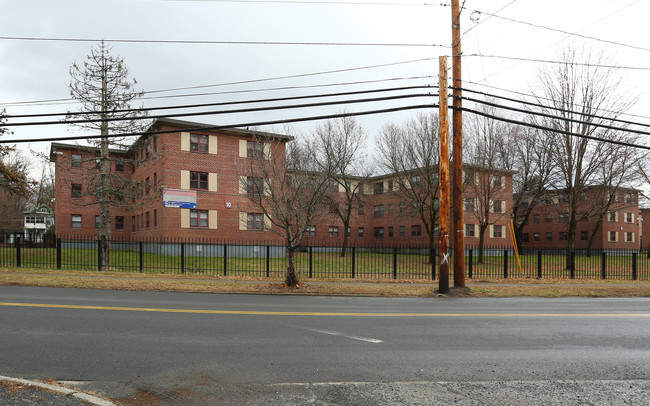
[393,248,398,279]
[97,239,102,272]
[223,244,227,276]
[570,252,575,279]
[56,238,62,270]
[468,249,472,279]
[180,242,185,274]
[503,249,508,279]
[351,247,356,279]
[15,236,21,268]
[309,246,313,278]
[537,251,542,279]
[432,248,437,280]
[139,241,144,273]
[266,245,270,278]
[632,252,637,281]
[601,251,606,280]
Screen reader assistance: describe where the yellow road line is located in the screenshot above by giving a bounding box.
[1,302,650,317]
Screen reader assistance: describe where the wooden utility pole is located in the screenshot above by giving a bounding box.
[451,0,465,287]
[438,56,450,294]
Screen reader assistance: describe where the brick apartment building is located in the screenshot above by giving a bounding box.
[640,208,649,250]
[519,187,641,250]
[50,117,515,247]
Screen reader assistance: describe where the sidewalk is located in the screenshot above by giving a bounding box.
[0,376,114,406]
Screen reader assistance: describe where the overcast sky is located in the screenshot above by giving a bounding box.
[1,0,649,180]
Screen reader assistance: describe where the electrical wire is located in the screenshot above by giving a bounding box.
[452,86,650,130]
[462,53,650,72]
[455,105,650,151]
[5,85,435,119]
[0,104,438,144]
[3,93,436,127]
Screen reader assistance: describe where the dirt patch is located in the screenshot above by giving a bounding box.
[115,388,162,406]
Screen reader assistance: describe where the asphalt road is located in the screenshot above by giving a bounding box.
[1,286,649,405]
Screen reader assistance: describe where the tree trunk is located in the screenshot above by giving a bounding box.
[565,218,577,270]
[285,247,299,287]
[586,217,603,258]
[478,225,487,264]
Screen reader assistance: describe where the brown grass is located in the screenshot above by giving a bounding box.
[0,268,649,298]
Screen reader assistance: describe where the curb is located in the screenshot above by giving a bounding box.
[0,375,115,406]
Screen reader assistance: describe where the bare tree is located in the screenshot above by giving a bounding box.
[0,109,34,198]
[242,135,331,287]
[376,112,440,263]
[531,46,639,268]
[313,116,370,257]
[66,41,150,266]
[465,102,511,263]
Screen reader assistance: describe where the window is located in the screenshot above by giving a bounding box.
[305,226,316,237]
[609,211,617,222]
[374,182,384,194]
[388,204,394,215]
[399,226,405,237]
[140,214,144,230]
[625,213,633,223]
[399,203,406,213]
[95,158,101,169]
[491,200,504,213]
[71,183,82,198]
[71,154,82,167]
[358,205,365,216]
[145,177,151,195]
[533,233,540,241]
[72,215,82,229]
[246,213,263,230]
[153,136,158,152]
[154,210,157,228]
[624,193,635,204]
[559,194,569,203]
[358,227,364,237]
[328,180,338,192]
[387,180,394,191]
[347,227,351,237]
[546,213,552,223]
[374,205,384,218]
[411,175,421,187]
[328,226,339,237]
[95,215,100,230]
[609,231,617,242]
[581,231,588,241]
[559,214,567,223]
[146,212,150,229]
[247,176,264,195]
[374,227,384,239]
[388,226,394,237]
[190,210,209,228]
[116,216,124,231]
[246,140,264,159]
[523,233,529,243]
[153,173,157,191]
[559,232,568,241]
[534,214,540,224]
[131,186,136,203]
[465,224,475,237]
[463,170,476,185]
[546,232,552,241]
[626,232,634,242]
[491,175,502,188]
[132,216,136,232]
[411,225,422,237]
[190,172,209,190]
[190,133,208,152]
[464,198,475,212]
[493,225,503,238]
[115,160,124,172]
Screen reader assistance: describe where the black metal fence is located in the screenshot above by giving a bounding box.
[1,234,649,281]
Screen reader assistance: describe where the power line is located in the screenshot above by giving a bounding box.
[462,53,650,72]
[3,93,436,127]
[0,58,435,107]
[0,105,438,144]
[0,35,449,48]
[456,105,650,151]
[6,85,434,119]
[454,86,650,131]
[472,7,650,54]
[462,80,650,124]
[157,0,453,6]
